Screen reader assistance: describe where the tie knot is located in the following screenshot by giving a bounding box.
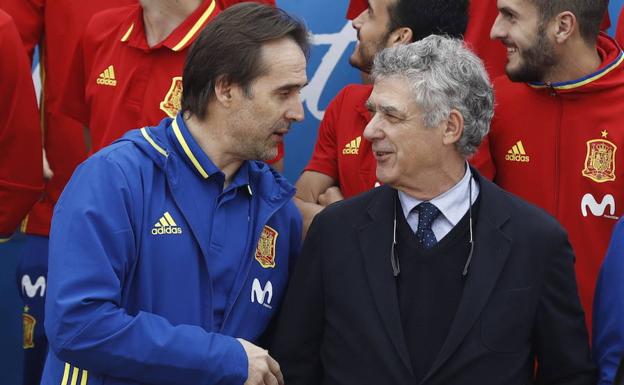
[415,202,440,231]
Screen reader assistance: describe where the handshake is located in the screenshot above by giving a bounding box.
[238,338,284,385]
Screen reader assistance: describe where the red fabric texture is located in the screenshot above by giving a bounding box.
[0,10,43,236]
[0,0,136,235]
[473,34,624,332]
[304,84,377,199]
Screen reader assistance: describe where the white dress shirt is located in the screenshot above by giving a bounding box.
[398,166,479,241]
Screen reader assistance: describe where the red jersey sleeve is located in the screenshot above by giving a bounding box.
[304,87,347,180]
[0,0,44,59]
[346,0,367,20]
[0,11,43,236]
[58,28,90,127]
[601,9,611,32]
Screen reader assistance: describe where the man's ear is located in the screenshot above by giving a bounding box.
[214,76,234,106]
[442,110,464,146]
[388,27,413,47]
[552,11,576,44]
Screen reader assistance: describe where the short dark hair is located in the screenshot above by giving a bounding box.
[529,0,608,43]
[387,0,469,43]
[181,3,309,120]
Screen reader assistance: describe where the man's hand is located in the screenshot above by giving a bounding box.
[42,149,54,180]
[318,186,344,207]
[237,338,284,385]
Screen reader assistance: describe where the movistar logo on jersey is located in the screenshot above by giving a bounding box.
[151,212,182,235]
[505,141,530,163]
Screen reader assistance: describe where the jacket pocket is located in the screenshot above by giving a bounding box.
[481,287,532,353]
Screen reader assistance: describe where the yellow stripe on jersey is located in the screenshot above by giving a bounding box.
[140,127,168,157]
[61,363,71,385]
[121,23,135,42]
[70,367,80,385]
[172,119,209,178]
[80,370,88,385]
[172,0,217,51]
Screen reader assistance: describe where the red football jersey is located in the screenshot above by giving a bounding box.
[474,34,624,331]
[0,10,43,236]
[61,1,222,152]
[345,0,506,80]
[0,0,136,236]
[305,84,376,199]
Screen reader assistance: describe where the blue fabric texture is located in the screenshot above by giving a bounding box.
[40,115,302,385]
[593,218,624,385]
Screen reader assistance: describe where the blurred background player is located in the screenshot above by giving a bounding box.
[40,4,306,384]
[473,0,619,336]
[294,0,476,234]
[0,9,42,241]
[346,0,507,79]
[61,0,285,171]
[0,1,137,384]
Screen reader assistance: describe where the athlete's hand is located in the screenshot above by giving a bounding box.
[42,149,54,180]
[318,186,344,207]
[237,338,284,385]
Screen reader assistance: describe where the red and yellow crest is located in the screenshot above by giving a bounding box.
[23,312,36,349]
[582,137,617,183]
[255,225,278,268]
[160,76,183,118]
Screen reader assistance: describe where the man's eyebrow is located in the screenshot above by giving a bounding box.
[378,105,405,117]
[499,6,516,17]
[275,81,309,92]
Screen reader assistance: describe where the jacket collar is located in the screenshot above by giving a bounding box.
[528,33,624,91]
[356,170,512,377]
[119,0,220,51]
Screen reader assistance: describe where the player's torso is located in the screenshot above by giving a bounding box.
[490,81,624,322]
[84,43,185,149]
[335,89,378,198]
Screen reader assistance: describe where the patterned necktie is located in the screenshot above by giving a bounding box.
[415,202,440,248]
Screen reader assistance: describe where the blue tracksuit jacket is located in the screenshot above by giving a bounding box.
[40,116,302,385]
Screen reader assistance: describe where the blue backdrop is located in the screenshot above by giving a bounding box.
[278,0,360,182]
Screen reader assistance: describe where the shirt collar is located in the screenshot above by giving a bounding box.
[398,165,479,226]
[120,0,221,51]
[169,114,219,179]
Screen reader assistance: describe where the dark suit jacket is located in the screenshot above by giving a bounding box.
[271,172,596,385]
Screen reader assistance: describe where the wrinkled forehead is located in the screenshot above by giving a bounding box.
[368,75,419,109]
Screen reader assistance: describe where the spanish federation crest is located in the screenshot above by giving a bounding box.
[23,311,36,349]
[160,76,183,118]
[582,134,617,183]
[255,225,278,268]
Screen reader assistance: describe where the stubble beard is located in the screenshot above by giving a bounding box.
[506,26,558,83]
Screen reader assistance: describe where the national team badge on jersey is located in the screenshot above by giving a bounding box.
[582,134,617,183]
[255,225,278,268]
[160,76,183,118]
[23,311,36,349]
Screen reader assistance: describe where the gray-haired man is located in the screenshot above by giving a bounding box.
[271,35,595,385]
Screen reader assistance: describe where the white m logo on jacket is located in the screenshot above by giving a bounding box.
[581,194,615,217]
[251,279,273,307]
[21,275,46,298]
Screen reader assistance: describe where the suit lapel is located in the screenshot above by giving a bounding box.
[422,175,512,383]
[357,186,413,375]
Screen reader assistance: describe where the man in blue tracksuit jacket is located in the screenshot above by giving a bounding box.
[40,4,309,385]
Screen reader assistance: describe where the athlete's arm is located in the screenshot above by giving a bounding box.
[294,170,336,237]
